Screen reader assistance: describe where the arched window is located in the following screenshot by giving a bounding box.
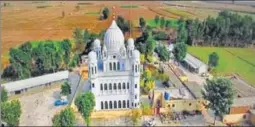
[122,83,126,89]
[118,83,121,90]
[127,100,130,108]
[109,83,112,90]
[105,101,108,109]
[109,101,113,109]
[114,83,117,90]
[127,82,129,89]
[135,84,137,88]
[113,62,116,71]
[132,64,134,72]
[114,101,117,109]
[92,67,94,74]
[104,83,107,90]
[118,100,122,108]
[100,84,103,90]
[123,100,126,108]
[92,83,95,88]
[109,63,112,71]
[135,65,138,73]
[95,67,97,74]
[101,101,104,109]
[135,103,137,107]
[117,62,120,70]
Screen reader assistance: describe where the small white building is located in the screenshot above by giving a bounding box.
[2,71,69,96]
[87,20,141,111]
[182,53,208,75]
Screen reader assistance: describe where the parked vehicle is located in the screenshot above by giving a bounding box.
[54,99,68,106]
[54,96,68,106]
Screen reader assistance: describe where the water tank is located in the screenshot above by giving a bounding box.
[164,91,171,100]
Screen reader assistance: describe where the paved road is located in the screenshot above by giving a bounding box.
[159,62,184,89]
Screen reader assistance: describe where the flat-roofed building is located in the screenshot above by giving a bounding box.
[182,53,208,75]
[2,70,69,96]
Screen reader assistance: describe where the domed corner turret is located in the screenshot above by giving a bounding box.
[132,50,140,60]
[93,39,101,49]
[93,39,102,59]
[88,51,97,63]
[103,20,125,54]
[102,45,108,60]
[127,38,135,49]
[88,51,98,79]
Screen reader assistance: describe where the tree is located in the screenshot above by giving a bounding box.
[75,91,95,126]
[116,16,130,34]
[160,17,165,29]
[130,109,142,126]
[9,48,31,79]
[154,15,159,24]
[69,53,80,68]
[52,107,75,127]
[145,36,156,56]
[140,54,145,64]
[173,42,187,62]
[102,7,109,20]
[139,17,146,29]
[1,100,22,126]
[1,87,8,102]
[73,28,84,53]
[61,82,71,96]
[202,78,234,125]
[176,22,188,44]
[208,52,219,68]
[60,39,72,68]
[157,46,170,62]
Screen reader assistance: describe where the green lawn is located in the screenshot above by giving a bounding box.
[120,5,139,8]
[187,46,255,87]
[146,19,179,29]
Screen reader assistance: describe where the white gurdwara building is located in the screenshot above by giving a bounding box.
[88,20,141,111]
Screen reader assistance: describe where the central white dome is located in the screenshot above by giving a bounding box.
[104,20,125,53]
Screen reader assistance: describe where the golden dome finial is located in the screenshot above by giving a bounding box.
[112,6,116,20]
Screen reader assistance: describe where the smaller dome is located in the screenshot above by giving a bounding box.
[88,51,97,62]
[127,38,134,49]
[132,50,140,59]
[93,39,101,48]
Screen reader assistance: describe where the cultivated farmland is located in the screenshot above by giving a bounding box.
[187,47,255,87]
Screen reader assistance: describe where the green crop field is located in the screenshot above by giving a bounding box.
[85,11,100,15]
[187,46,255,87]
[163,8,194,19]
[146,19,179,29]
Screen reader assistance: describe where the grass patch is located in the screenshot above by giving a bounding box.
[85,12,100,15]
[146,19,179,29]
[36,5,51,8]
[187,46,255,87]
[120,5,139,8]
[163,8,194,19]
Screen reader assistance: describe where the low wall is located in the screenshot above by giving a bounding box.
[223,113,250,124]
[90,109,141,119]
[164,99,202,112]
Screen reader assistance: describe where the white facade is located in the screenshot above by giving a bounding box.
[87,20,141,111]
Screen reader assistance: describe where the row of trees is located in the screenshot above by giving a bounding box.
[186,10,255,47]
[73,28,106,55]
[1,87,22,126]
[2,39,78,80]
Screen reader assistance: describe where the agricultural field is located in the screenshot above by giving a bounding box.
[146,19,178,29]
[1,1,255,70]
[187,46,255,87]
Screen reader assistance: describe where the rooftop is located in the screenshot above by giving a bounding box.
[2,71,69,92]
[230,78,255,98]
[232,96,255,107]
[183,81,203,99]
[184,53,207,69]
